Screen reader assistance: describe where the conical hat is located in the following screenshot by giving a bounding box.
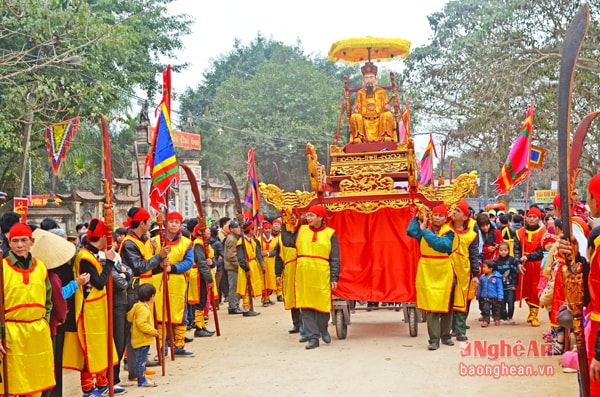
[31,228,77,270]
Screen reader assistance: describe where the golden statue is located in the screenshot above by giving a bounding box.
[349,62,397,144]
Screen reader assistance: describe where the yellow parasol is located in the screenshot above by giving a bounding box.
[328,36,411,65]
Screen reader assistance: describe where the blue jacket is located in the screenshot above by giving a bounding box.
[477,271,504,300]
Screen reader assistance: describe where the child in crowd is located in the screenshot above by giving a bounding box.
[127,284,159,388]
[477,260,504,327]
[495,242,519,324]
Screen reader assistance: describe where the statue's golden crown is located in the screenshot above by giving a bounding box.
[361,62,378,75]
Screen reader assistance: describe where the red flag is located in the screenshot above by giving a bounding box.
[492,103,534,194]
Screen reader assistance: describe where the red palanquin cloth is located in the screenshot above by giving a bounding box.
[328,207,418,302]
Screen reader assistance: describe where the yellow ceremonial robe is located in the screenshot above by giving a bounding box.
[260,234,279,291]
[449,219,478,313]
[236,236,264,298]
[1,257,55,395]
[154,235,192,324]
[295,225,335,313]
[279,239,298,310]
[64,248,118,373]
[119,233,155,285]
[415,224,454,313]
[188,237,215,304]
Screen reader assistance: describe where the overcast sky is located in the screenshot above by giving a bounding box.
[161,0,449,151]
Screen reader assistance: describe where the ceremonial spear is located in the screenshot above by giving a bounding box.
[556,4,590,396]
[100,114,115,397]
[224,172,255,312]
[181,164,220,336]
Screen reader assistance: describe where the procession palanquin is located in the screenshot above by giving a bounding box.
[259,139,478,303]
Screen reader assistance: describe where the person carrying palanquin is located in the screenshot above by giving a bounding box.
[407,204,455,351]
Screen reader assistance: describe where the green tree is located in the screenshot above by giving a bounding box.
[0,0,192,197]
[404,0,600,186]
[181,36,344,191]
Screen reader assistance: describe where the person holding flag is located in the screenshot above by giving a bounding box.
[154,211,195,357]
[236,220,264,317]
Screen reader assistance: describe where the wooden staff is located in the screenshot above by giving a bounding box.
[100,114,115,397]
[0,248,9,397]
[180,164,220,335]
[158,203,176,361]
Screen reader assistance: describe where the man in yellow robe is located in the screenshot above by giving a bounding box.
[0,223,54,397]
[449,200,481,342]
[236,221,264,317]
[64,218,125,396]
[119,206,169,382]
[280,205,340,350]
[349,62,397,143]
[407,204,455,350]
[259,222,280,306]
[154,211,195,357]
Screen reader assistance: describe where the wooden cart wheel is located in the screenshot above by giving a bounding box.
[335,309,347,339]
[408,306,418,337]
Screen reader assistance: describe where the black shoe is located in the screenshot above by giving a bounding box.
[442,338,455,346]
[184,336,194,343]
[146,359,160,367]
[228,308,243,315]
[277,295,284,302]
[305,339,319,350]
[194,328,214,337]
[466,325,470,329]
[186,324,194,331]
[456,334,468,341]
[262,302,270,307]
[299,336,309,343]
[322,331,331,344]
[428,342,440,350]
[243,311,260,317]
[288,326,300,334]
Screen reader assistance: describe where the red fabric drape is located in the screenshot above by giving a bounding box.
[328,207,419,302]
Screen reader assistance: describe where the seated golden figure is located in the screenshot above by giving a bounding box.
[349,62,397,144]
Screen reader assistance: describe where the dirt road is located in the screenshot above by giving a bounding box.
[63,301,579,397]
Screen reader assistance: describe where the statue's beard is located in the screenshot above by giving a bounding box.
[366,84,374,95]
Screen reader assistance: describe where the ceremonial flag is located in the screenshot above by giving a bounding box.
[243,148,261,225]
[419,133,437,187]
[492,103,534,194]
[529,145,547,170]
[46,117,79,175]
[398,108,408,143]
[402,97,411,138]
[147,65,180,213]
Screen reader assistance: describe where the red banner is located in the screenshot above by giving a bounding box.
[13,197,28,223]
[26,195,62,207]
[148,127,201,150]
